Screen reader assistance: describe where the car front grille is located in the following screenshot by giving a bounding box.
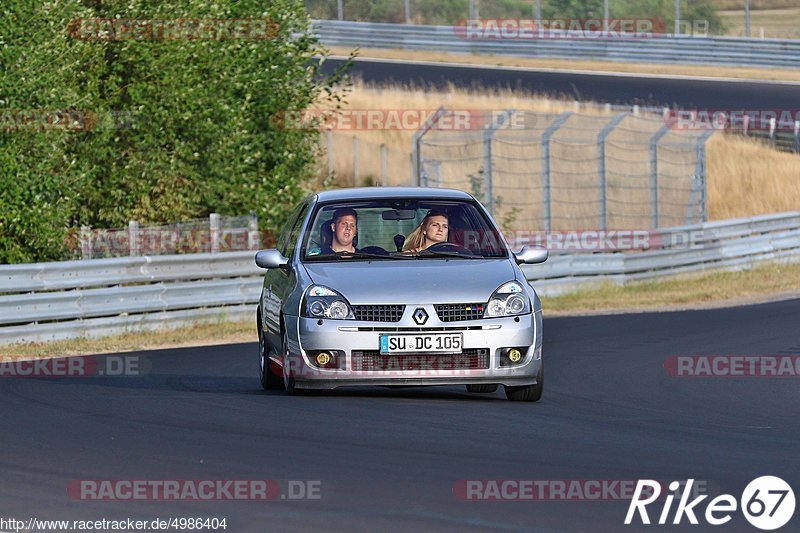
[351,349,490,371]
[352,305,405,322]
[434,303,486,322]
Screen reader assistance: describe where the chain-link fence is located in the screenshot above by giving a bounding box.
[414,108,715,231]
[79,214,260,259]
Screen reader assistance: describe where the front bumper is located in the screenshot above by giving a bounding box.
[281,309,542,390]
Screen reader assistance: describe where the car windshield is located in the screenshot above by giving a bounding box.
[301,198,509,262]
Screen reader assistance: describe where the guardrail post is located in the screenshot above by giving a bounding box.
[412,106,446,187]
[337,0,343,20]
[597,113,628,231]
[483,109,515,215]
[380,143,388,186]
[210,213,220,254]
[128,221,139,257]
[404,0,411,24]
[541,112,572,231]
[80,225,92,260]
[248,213,259,250]
[649,125,670,228]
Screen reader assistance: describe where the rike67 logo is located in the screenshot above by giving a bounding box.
[625,477,795,530]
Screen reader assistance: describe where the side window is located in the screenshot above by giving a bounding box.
[277,203,306,255]
[282,204,309,258]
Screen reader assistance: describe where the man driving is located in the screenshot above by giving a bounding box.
[321,207,359,254]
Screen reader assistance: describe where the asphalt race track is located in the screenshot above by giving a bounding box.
[1,298,798,532]
[321,57,800,110]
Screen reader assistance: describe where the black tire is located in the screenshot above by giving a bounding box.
[466,384,498,393]
[281,328,311,396]
[258,315,284,390]
[504,359,543,402]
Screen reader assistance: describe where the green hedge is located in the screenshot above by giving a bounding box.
[0,0,351,263]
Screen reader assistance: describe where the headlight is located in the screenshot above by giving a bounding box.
[484,281,531,317]
[302,285,355,320]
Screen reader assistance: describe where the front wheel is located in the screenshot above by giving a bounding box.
[259,319,284,390]
[504,360,543,402]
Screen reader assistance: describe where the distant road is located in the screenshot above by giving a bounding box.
[321,57,800,109]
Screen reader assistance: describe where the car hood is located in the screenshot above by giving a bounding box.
[302,259,516,305]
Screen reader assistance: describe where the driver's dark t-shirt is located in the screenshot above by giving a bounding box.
[319,245,359,255]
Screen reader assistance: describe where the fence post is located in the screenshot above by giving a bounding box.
[649,125,670,228]
[794,121,800,154]
[128,220,139,257]
[483,109,515,215]
[686,129,716,224]
[541,112,573,232]
[352,136,359,184]
[248,212,259,250]
[743,114,750,137]
[80,225,92,260]
[597,113,628,231]
[326,130,334,177]
[210,213,220,254]
[769,117,776,148]
[380,143,388,186]
[411,106,446,187]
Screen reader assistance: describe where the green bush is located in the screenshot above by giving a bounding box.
[0,0,351,263]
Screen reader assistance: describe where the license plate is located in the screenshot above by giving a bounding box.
[379,333,463,354]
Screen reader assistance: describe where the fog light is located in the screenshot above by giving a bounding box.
[315,352,332,366]
[508,349,522,363]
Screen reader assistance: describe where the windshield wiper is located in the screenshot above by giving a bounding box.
[416,249,482,259]
[309,251,411,260]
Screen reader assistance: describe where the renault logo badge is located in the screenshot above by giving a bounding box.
[413,308,429,325]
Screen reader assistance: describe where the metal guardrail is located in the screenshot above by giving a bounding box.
[1,211,799,345]
[313,20,800,69]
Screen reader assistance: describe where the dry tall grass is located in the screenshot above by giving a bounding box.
[322,82,800,223]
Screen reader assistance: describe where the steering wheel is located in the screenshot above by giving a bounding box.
[426,242,472,254]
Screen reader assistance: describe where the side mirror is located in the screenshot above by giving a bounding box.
[255,249,289,269]
[514,245,548,265]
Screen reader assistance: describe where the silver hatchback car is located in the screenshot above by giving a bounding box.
[255,187,548,401]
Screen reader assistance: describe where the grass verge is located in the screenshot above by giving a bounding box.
[3,262,799,358]
[543,261,800,315]
[326,81,800,221]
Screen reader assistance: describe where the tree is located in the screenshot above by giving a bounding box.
[0,0,351,263]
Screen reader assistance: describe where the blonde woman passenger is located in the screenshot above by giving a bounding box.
[403,210,449,253]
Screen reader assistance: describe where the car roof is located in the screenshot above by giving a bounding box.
[313,187,474,203]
